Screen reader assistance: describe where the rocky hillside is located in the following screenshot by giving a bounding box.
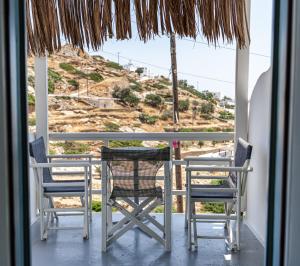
[27,45,234,135]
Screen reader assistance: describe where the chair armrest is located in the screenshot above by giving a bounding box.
[185,165,250,172]
[42,182,87,187]
[47,154,93,159]
[31,162,90,168]
[184,156,233,162]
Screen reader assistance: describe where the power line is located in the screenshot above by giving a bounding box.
[178,38,270,58]
[61,36,234,84]
[99,49,234,84]
[132,19,270,58]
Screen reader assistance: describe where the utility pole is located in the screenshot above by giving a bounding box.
[117,52,120,65]
[170,33,183,213]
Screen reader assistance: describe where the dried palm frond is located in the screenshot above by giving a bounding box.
[26,0,250,55]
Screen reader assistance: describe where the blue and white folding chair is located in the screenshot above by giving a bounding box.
[29,137,92,240]
[185,138,253,251]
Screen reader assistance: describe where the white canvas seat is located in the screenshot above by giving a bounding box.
[101,146,172,252]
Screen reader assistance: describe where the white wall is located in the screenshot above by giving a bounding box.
[246,68,272,246]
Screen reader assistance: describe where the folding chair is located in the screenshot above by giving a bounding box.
[101,146,172,252]
[185,138,253,251]
[29,137,92,240]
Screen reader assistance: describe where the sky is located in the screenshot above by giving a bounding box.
[88,0,273,99]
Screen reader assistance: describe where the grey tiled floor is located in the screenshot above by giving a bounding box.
[31,213,264,266]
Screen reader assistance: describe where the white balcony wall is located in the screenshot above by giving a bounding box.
[246,68,271,246]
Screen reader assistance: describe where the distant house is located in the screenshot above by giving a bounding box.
[220,98,235,108]
[49,94,117,109]
[86,97,116,109]
[212,92,221,100]
[123,61,137,72]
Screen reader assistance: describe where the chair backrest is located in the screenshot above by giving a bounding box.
[234,138,252,167]
[230,138,253,186]
[101,147,170,192]
[29,137,53,183]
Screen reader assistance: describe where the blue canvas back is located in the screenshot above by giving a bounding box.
[234,138,252,167]
[29,137,53,183]
[230,138,252,185]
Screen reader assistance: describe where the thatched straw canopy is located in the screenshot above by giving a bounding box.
[26,0,250,56]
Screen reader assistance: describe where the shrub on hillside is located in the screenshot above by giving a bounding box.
[219,110,235,120]
[200,114,213,120]
[179,128,193,132]
[67,79,79,89]
[145,94,164,107]
[178,99,190,112]
[139,113,158,125]
[109,140,143,148]
[49,69,62,82]
[59,63,75,72]
[92,55,104,60]
[59,63,87,78]
[225,104,234,109]
[203,127,216,132]
[55,141,89,154]
[106,61,123,70]
[130,83,142,92]
[88,72,103,82]
[112,86,140,107]
[160,110,173,121]
[223,127,234,132]
[152,83,166,90]
[48,69,62,93]
[192,100,200,106]
[200,101,215,114]
[198,140,204,148]
[104,122,120,132]
[159,77,172,86]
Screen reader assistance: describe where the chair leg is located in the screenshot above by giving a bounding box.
[84,179,89,239]
[40,197,46,240]
[106,177,113,233]
[193,204,198,249]
[184,192,188,229]
[45,199,51,237]
[224,203,228,229]
[89,165,92,222]
[101,186,107,250]
[113,199,165,245]
[187,200,192,250]
[236,203,241,250]
[89,186,92,222]
[50,197,58,222]
[83,205,89,239]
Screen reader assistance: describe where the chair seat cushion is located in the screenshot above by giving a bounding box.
[44,179,90,193]
[191,181,235,199]
[110,186,163,199]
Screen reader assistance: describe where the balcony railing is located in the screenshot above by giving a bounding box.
[48,132,234,196]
